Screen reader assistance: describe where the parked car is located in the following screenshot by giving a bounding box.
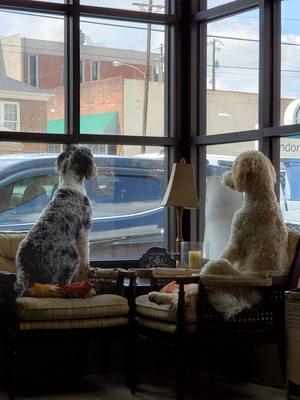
[0,154,165,260]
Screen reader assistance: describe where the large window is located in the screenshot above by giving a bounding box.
[280,135,300,226]
[281,0,300,126]
[0,9,65,134]
[206,9,259,135]
[193,0,299,243]
[1,0,297,262]
[79,18,165,137]
[205,141,258,258]
[0,0,171,262]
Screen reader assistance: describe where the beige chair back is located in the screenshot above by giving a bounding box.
[0,232,27,273]
[288,236,300,289]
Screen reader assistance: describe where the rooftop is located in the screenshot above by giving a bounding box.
[0,74,50,94]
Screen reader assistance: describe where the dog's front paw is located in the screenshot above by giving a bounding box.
[201,258,236,275]
[148,292,156,302]
[148,292,159,304]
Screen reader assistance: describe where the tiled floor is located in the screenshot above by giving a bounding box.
[0,372,287,400]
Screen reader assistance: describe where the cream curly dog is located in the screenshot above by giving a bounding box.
[149,151,289,319]
[203,150,288,277]
[200,150,289,317]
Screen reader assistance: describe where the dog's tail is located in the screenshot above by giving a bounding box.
[14,268,29,298]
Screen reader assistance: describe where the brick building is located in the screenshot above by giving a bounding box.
[5,32,298,160]
[0,42,51,133]
[1,33,162,90]
[0,33,163,155]
[0,87,51,154]
[0,44,52,154]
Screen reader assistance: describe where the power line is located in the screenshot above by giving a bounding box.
[0,44,162,63]
[0,8,165,32]
[208,34,300,47]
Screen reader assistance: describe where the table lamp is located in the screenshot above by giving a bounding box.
[162,159,200,260]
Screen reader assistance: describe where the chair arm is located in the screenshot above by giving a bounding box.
[172,276,200,329]
[175,276,200,285]
[150,268,200,291]
[200,274,273,287]
[120,270,137,319]
[120,270,137,296]
[152,268,201,279]
[0,272,17,325]
[271,276,289,287]
[87,267,125,296]
[128,268,152,279]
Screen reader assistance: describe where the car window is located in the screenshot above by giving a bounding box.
[0,174,58,225]
[86,167,164,218]
[206,164,232,177]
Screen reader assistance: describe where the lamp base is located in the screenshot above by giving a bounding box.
[175,207,184,262]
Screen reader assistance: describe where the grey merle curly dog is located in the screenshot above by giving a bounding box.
[15,145,96,296]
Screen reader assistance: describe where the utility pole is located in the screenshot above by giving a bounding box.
[133,2,164,153]
[141,0,153,153]
[210,38,220,90]
[159,43,164,82]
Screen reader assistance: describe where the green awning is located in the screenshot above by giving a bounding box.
[47,111,119,134]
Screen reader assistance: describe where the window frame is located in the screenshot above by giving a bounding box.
[91,60,99,81]
[28,54,38,88]
[0,0,179,264]
[80,59,84,83]
[86,143,108,154]
[0,0,176,145]
[189,0,284,241]
[0,101,20,132]
[1,0,291,263]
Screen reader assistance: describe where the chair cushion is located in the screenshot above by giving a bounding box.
[136,294,175,322]
[0,232,27,273]
[136,294,197,323]
[20,317,128,331]
[136,316,196,333]
[17,294,129,321]
[287,227,300,272]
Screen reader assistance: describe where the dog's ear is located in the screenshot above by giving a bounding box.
[56,152,64,172]
[269,162,276,184]
[73,147,97,179]
[233,155,254,192]
[56,145,76,174]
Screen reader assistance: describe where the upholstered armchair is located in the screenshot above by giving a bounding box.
[133,231,300,400]
[0,232,136,400]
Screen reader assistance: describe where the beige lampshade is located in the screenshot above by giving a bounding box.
[162,162,200,209]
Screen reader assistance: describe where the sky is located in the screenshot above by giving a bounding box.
[0,0,300,98]
[281,0,300,99]
[207,8,259,94]
[81,0,165,12]
[0,6,164,54]
[205,0,300,100]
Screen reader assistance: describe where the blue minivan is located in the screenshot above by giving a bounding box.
[0,154,165,260]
